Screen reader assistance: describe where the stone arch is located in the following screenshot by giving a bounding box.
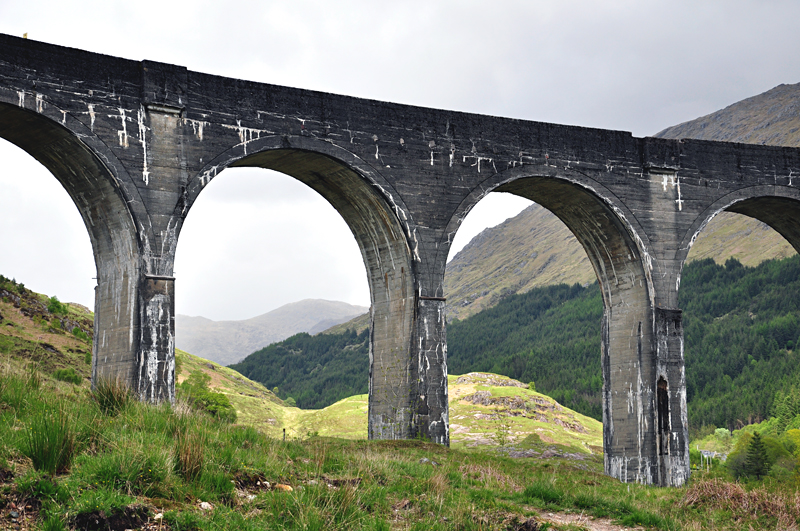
[0,100,146,391]
[443,165,681,484]
[180,135,419,440]
[678,185,800,288]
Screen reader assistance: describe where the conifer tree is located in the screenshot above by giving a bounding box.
[745,431,769,480]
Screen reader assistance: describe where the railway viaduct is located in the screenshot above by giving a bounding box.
[3,34,800,486]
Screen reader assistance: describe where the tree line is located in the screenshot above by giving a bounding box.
[231,255,800,433]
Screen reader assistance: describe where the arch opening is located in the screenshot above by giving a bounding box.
[657,376,670,456]
[182,146,418,440]
[678,194,800,439]
[0,102,144,392]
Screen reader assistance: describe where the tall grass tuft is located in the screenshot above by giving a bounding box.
[26,362,42,390]
[175,430,205,480]
[0,371,29,410]
[53,367,82,385]
[40,515,67,531]
[22,400,77,475]
[92,376,132,415]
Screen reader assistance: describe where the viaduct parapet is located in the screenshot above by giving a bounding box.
[3,34,800,486]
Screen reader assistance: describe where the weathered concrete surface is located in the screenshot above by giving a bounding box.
[4,34,800,485]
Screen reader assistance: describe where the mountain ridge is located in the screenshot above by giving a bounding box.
[176,298,367,366]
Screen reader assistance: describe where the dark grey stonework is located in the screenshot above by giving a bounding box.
[3,34,800,486]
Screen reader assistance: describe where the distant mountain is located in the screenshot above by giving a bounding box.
[176,299,368,366]
[655,82,800,146]
[442,208,792,322]
[444,203,594,321]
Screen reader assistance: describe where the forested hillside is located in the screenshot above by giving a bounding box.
[237,256,800,432]
[229,328,369,409]
[456,255,800,430]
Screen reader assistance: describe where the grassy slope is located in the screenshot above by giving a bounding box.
[0,282,94,379]
[2,351,797,530]
[1,279,602,452]
[179,347,603,453]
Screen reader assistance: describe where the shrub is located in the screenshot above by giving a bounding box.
[53,368,82,385]
[47,296,68,316]
[177,371,237,423]
[22,400,77,475]
[715,427,731,440]
[93,377,132,415]
[72,327,90,342]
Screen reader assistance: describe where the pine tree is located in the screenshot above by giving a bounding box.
[745,431,769,480]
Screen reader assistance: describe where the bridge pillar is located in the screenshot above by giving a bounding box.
[92,251,141,391]
[654,307,690,486]
[412,297,449,444]
[136,276,176,402]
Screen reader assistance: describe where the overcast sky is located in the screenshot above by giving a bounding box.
[1,1,799,320]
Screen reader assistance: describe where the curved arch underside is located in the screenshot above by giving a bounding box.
[727,196,800,253]
[0,103,151,394]
[229,149,418,440]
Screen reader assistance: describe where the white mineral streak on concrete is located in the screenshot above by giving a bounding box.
[675,176,683,211]
[60,110,67,125]
[411,228,421,262]
[256,110,287,120]
[35,93,44,113]
[222,121,267,155]
[159,218,179,275]
[185,118,207,140]
[141,292,169,400]
[88,104,96,131]
[138,106,150,185]
[17,90,24,107]
[199,165,219,187]
[114,108,130,147]
[140,223,154,275]
[627,383,635,414]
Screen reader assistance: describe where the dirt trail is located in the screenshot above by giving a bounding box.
[541,512,644,531]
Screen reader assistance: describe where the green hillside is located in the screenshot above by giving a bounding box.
[229,329,370,409]
[241,255,800,433]
[449,255,800,431]
[0,273,601,450]
[3,361,755,531]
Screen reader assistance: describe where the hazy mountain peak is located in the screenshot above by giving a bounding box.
[176,299,368,366]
